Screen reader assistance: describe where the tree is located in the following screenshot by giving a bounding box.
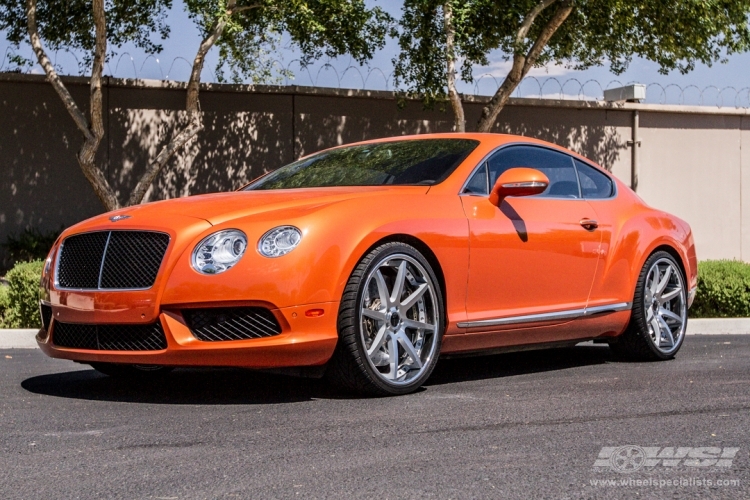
[1,0,172,209]
[129,0,391,206]
[0,0,390,210]
[393,0,750,132]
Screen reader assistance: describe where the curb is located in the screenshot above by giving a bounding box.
[0,329,39,348]
[1,319,748,349]
[685,318,750,335]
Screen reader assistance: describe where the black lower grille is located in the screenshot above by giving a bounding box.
[56,230,169,289]
[52,321,167,351]
[40,303,52,331]
[183,307,282,341]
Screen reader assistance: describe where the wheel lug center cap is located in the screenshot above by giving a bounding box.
[387,310,401,328]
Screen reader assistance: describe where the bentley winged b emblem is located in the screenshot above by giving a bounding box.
[109,214,131,222]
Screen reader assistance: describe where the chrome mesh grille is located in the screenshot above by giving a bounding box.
[56,232,108,288]
[183,307,282,341]
[100,232,169,288]
[56,231,169,290]
[52,321,167,351]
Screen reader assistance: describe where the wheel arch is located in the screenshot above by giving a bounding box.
[649,244,689,283]
[354,233,448,316]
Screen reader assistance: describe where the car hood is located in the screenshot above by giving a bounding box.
[103,186,430,227]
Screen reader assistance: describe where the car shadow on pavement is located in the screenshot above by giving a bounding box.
[426,344,615,386]
[21,366,331,405]
[21,344,616,404]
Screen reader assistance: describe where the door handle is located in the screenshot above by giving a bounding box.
[580,218,598,231]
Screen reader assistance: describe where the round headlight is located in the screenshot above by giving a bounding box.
[258,226,302,258]
[192,229,247,274]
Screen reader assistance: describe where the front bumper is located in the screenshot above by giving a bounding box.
[37,302,339,369]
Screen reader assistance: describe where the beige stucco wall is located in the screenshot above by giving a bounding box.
[1,73,749,266]
[637,114,744,261]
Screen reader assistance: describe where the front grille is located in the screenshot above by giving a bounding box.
[39,303,52,330]
[56,231,169,289]
[183,307,282,341]
[52,321,167,351]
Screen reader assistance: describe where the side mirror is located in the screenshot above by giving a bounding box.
[489,167,549,206]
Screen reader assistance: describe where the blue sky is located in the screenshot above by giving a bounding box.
[2,0,749,106]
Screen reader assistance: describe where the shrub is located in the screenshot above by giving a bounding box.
[690,260,750,318]
[0,285,9,328]
[1,227,60,273]
[2,260,44,328]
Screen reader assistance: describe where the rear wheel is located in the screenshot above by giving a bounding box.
[90,363,174,378]
[611,251,687,360]
[327,242,444,396]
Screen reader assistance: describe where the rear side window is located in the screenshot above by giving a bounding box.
[486,146,580,198]
[575,160,614,198]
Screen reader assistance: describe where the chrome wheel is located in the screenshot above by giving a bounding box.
[359,254,440,386]
[643,258,686,355]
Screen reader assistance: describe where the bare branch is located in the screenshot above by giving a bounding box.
[128,0,243,205]
[444,1,465,132]
[27,0,119,210]
[125,118,202,206]
[477,0,573,132]
[26,0,91,139]
[186,0,239,113]
[516,0,558,45]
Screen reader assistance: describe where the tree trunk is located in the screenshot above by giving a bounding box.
[443,1,465,132]
[127,0,243,206]
[476,0,573,133]
[26,0,119,210]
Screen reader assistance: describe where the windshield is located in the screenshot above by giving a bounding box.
[244,139,479,190]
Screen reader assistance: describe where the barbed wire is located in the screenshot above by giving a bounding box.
[3,47,750,109]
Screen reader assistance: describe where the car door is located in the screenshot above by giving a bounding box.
[460,145,602,330]
[570,158,625,310]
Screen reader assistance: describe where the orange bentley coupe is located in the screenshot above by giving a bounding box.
[38,133,697,395]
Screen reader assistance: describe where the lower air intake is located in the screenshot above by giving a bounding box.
[52,321,167,351]
[40,303,52,331]
[182,307,282,341]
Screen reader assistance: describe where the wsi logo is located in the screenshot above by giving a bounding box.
[594,446,740,473]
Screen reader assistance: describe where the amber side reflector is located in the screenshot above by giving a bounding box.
[305,309,325,317]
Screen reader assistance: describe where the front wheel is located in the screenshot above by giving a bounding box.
[611,251,688,360]
[327,242,445,396]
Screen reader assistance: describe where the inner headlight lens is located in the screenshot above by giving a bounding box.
[192,229,247,274]
[258,226,302,258]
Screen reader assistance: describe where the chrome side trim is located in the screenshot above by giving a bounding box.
[584,302,632,316]
[457,302,632,329]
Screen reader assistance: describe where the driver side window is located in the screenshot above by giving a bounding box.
[486,146,580,198]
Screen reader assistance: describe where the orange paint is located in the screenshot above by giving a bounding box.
[38,133,697,369]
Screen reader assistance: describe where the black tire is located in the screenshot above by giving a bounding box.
[610,251,688,361]
[326,241,445,396]
[90,362,174,378]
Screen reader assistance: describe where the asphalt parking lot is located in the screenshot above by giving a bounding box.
[1,336,749,499]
